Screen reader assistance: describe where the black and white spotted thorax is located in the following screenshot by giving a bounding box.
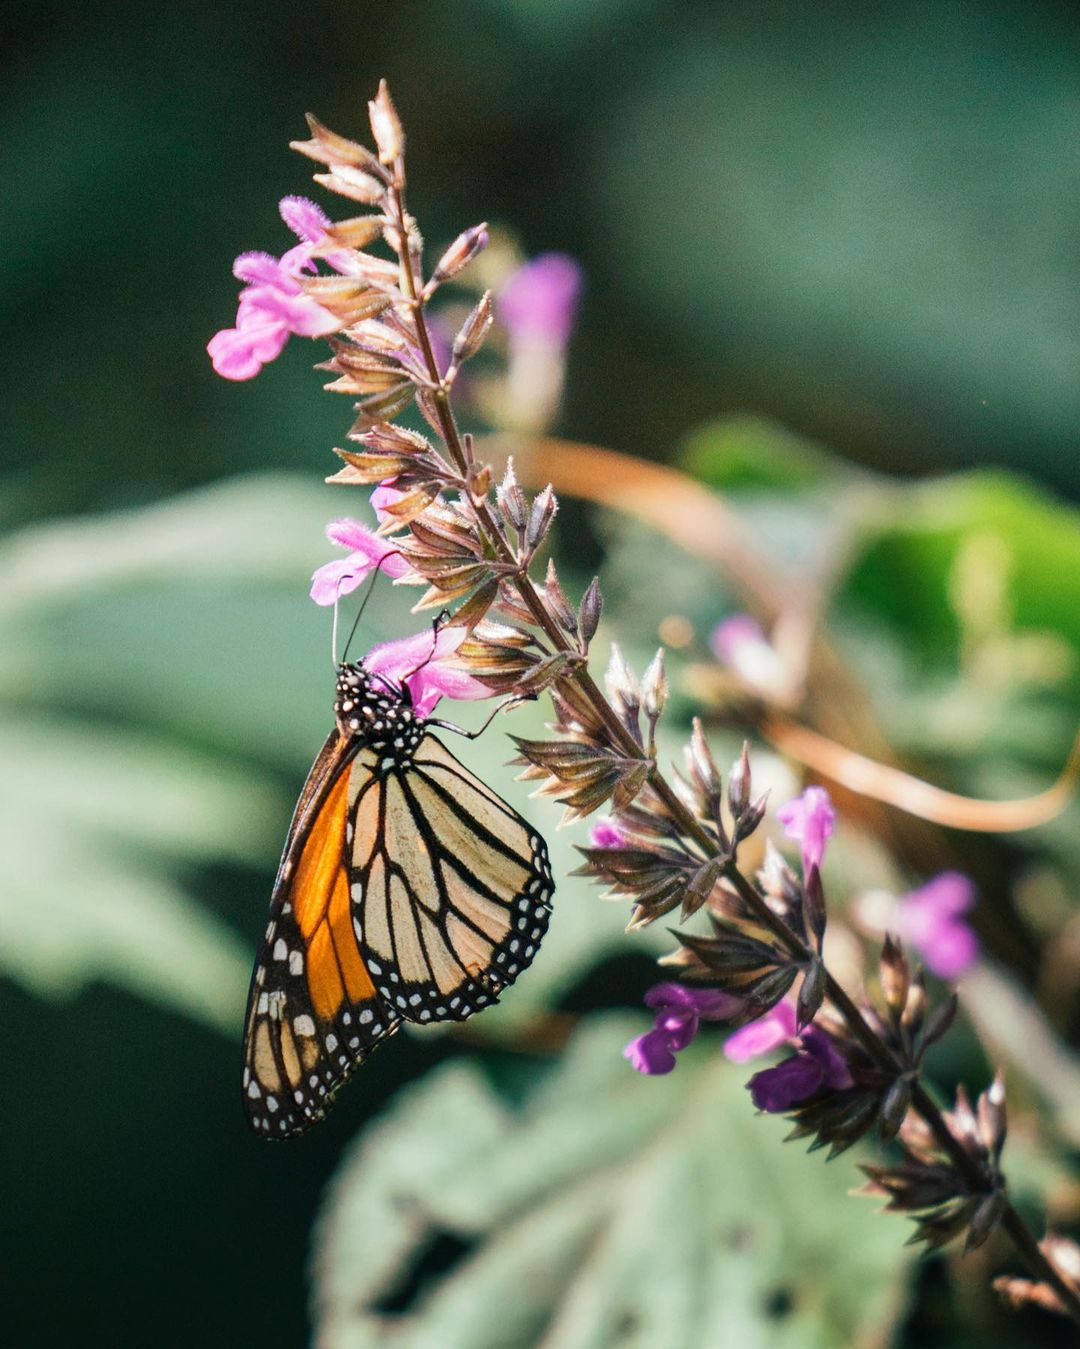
[334,662,425,759]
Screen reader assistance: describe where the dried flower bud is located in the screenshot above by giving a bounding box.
[452,291,494,365]
[543,560,578,636]
[641,649,668,723]
[496,459,527,531]
[680,856,724,921]
[526,485,558,552]
[802,863,827,947]
[977,1071,1007,1165]
[313,167,387,205]
[688,718,720,807]
[431,224,489,287]
[728,742,751,819]
[291,113,388,177]
[578,577,603,648]
[734,792,770,844]
[321,214,388,249]
[796,957,827,1030]
[879,935,910,1017]
[964,1189,1007,1253]
[759,839,802,908]
[879,1074,914,1142]
[368,79,404,164]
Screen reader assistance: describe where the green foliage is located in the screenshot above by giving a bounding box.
[314,1016,912,1349]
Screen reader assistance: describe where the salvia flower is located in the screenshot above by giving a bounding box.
[711,614,794,703]
[723,1000,797,1063]
[895,871,979,979]
[589,818,628,849]
[208,197,343,381]
[310,518,411,606]
[497,252,583,347]
[363,627,491,718]
[624,982,743,1076]
[776,785,835,877]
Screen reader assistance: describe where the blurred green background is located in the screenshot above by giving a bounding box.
[5,1,1080,1345]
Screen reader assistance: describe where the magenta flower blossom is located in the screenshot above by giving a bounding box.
[589,818,627,849]
[710,613,794,701]
[723,998,852,1113]
[895,871,979,979]
[362,626,492,718]
[309,518,411,606]
[498,252,582,347]
[208,197,342,381]
[776,786,836,877]
[624,982,742,1076]
[723,1000,797,1063]
[748,1029,853,1112]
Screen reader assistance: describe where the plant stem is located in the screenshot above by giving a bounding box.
[386,175,1080,1327]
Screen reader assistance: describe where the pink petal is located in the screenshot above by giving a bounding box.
[645,982,742,1021]
[362,627,491,717]
[309,555,372,606]
[589,819,627,849]
[623,1028,678,1075]
[233,250,295,288]
[748,1052,825,1112]
[498,253,583,346]
[777,786,836,874]
[207,320,288,380]
[370,479,408,524]
[323,519,410,574]
[723,1001,798,1063]
[239,284,339,338]
[280,195,331,243]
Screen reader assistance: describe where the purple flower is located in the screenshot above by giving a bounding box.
[309,518,411,606]
[362,627,491,718]
[895,871,979,979]
[208,197,343,381]
[589,818,627,849]
[723,1000,797,1063]
[748,1027,853,1112]
[624,982,742,1076]
[497,252,582,347]
[723,998,853,1113]
[710,613,793,701]
[776,786,835,877]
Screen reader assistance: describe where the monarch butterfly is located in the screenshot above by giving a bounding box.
[242,657,554,1137]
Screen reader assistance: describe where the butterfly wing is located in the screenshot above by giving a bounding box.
[347,733,554,1023]
[242,733,400,1138]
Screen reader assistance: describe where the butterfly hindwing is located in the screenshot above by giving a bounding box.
[242,737,399,1138]
[347,734,554,1024]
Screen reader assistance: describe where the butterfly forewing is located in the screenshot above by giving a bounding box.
[242,736,400,1137]
[347,734,553,1023]
[242,661,554,1138]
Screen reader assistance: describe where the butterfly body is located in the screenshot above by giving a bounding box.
[243,662,553,1137]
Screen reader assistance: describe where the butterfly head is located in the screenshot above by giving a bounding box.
[334,662,422,754]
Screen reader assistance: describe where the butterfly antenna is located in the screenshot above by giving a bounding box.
[337,549,409,667]
[399,608,452,684]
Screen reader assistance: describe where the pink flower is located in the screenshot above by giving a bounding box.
[589,818,627,849]
[369,479,410,526]
[208,198,343,381]
[895,872,979,979]
[722,999,853,1112]
[363,627,491,718]
[723,1000,797,1063]
[776,786,835,877]
[309,518,411,606]
[498,253,582,347]
[710,614,794,701]
[624,982,742,1076]
[748,1029,852,1112]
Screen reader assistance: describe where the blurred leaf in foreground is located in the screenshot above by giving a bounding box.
[313,1016,911,1349]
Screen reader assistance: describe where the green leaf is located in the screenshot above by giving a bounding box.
[681,416,842,494]
[314,1017,912,1349]
[0,716,268,1030]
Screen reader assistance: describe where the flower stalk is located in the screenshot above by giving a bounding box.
[210,81,1080,1326]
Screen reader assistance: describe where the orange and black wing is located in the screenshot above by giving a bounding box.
[348,734,554,1024]
[242,734,399,1137]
